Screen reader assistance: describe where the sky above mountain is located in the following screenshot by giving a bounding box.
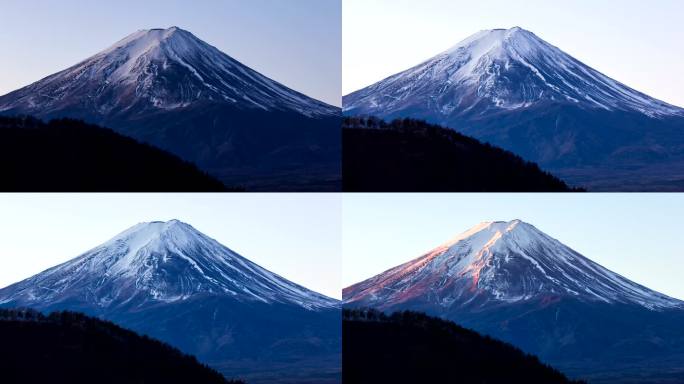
[0,194,341,299]
[0,0,341,106]
[343,0,684,108]
[342,194,684,301]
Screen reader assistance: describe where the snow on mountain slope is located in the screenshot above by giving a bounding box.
[0,220,338,310]
[0,27,337,118]
[344,220,683,311]
[343,27,684,118]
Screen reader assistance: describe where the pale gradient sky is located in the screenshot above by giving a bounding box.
[0,0,341,106]
[0,194,341,299]
[343,194,684,301]
[343,0,684,108]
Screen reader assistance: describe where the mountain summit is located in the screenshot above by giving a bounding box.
[344,219,683,310]
[0,219,337,310]
[0,27,336,118]
[344,27,683,118]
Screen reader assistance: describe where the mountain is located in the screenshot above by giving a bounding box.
[343,309,585,384]
[344,220,684,383]
[0,116,231,191]
[343,27,684,191]
[0,220,337,310]
[343,116,581,191]
[344,220,681,310]
[0,27,341,191]
[0,220,341,384]
[0,308,240,384]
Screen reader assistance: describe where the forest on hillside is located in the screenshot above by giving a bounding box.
[343,117,583,192]
[343,308,585,384]
[0,308,243,384]
[0,116,236,191]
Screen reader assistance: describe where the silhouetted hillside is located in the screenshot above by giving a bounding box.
[343,309,585,384]
[343,117,583,192]
[0,116,235,191]
[0,308,243,384]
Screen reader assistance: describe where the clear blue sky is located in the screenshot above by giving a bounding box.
[0,194,341,299]
[343,0,684,108]
[0,0,341,106]
[343,194,684,301]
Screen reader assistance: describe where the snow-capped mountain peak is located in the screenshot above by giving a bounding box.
[0,27,338,117]
[92,27,195,84]
[0,220,338,310]
[344,27,684,118]
[440,219,525,247]
[344,220,683,311]
[96,219,213,277]
[443,27,539,60]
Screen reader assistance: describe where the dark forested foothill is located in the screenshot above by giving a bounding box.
[342,309,585,384]
[0,308,243,384]
[0,116,235,191]
[343,117,583,192]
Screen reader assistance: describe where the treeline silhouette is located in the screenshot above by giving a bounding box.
[0,116,238,191]
[343,117,583,192]
[343,308,585,384]
[0,308,243,384]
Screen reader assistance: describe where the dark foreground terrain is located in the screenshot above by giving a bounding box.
[343,309,585,384]
[343,117,582,192]
[0,116,232,191]
[0,308,242,384]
